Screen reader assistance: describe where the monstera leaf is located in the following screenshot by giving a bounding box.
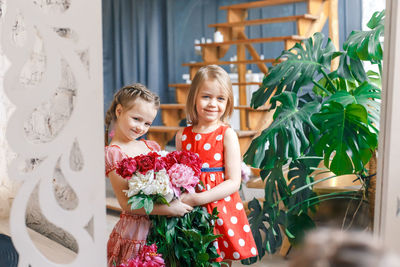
[326,81,381,131]
[312,102,378,175]
[251,32,337,109]
[287,159,319,214]
[244,92,320,169]
[344,10,384,63]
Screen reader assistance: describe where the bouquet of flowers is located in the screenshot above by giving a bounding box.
[116,150,201,214]
[117,150,222,267]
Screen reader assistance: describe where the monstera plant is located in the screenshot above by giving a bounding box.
[242,10,384,264]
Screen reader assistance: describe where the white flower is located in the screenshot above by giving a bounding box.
[124,168,174,202]
[124,170,155,197]
[155,169,174,201]
[157,150,169,157]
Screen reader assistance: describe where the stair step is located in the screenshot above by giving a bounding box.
[195,35,305,47]
[246,177,266,189]
[169,82,262,88]
[182,59,277,67]
[220,0,305,10]
[161,103,269,111]
[149,126,257,136]
[160,104,271,129]
[106,197,122,213]
[170,82,262,105]
[209,14,318,28]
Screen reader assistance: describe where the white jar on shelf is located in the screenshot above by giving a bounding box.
[214,31,224,43]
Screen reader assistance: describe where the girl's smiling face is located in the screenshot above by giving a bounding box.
[115,98,157,141]
[195,79,228,124]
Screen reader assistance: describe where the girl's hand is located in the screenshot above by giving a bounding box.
[168,199,193,217]
[181,193,200,207]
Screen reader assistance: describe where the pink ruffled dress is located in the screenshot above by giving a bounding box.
[105,140,160,267]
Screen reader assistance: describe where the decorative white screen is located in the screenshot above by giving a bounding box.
[1,0,107,266]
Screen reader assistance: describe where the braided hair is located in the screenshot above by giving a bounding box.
[104,83,160,145]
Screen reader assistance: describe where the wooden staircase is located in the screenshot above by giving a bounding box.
[149,0,338,156]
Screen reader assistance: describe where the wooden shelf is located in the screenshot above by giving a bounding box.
[182,59,277,67]
[148,126,182,132]
[149,126,256,136]
[195,35,304,47]
[106,197,122,213]
[161,103,268,111]
[209,14,318,28]
[169,82,262,88]
[220,0,305,10]
[234,105,269,111]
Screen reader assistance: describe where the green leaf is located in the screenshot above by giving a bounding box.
[143,198,154,214]
[197,252,209,262]
[128,195,145,210]
[326,81,381,130]
[251,32,336,109]
[244,92,320,169]
[287,159,318,214]
[343,10,384,62]
[147,207,221,266]
[312,102,378,175]
[285,212,315,245]
[246,198,269,258]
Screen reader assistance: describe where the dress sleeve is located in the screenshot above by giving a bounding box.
[143,140,161,152]
[105,146,127,176]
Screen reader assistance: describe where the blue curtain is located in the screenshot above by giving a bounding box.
[102,0,169,124]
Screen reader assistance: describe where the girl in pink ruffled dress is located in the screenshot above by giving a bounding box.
[104,83,193,267]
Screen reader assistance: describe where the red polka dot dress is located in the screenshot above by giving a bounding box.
[181,125,258,261]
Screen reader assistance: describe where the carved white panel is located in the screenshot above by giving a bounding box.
[1,0,107,266]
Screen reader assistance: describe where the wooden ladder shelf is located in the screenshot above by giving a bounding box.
[149,0,338,156]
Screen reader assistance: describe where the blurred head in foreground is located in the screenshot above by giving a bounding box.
[289,228,400,267]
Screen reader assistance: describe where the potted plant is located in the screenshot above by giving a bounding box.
[242,10,384,264]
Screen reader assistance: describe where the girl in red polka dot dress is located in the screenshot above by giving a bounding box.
[176,65,258,264]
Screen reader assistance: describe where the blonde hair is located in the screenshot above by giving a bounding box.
[186,65,233,125]
[104,83,160,145]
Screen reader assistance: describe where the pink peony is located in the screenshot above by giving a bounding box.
[117,243,165,267]
[168,163,199,197]
[178,151,202,177]
[116,157,137,179]
[163,152,180,170]
[154,157,167,172]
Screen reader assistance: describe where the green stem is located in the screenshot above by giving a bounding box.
[288,191,360,213]
[296,156,324,160]
[320,68,338,92]
[309,167,329,171]
[312,79,332,96]
[291,174,337,194]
